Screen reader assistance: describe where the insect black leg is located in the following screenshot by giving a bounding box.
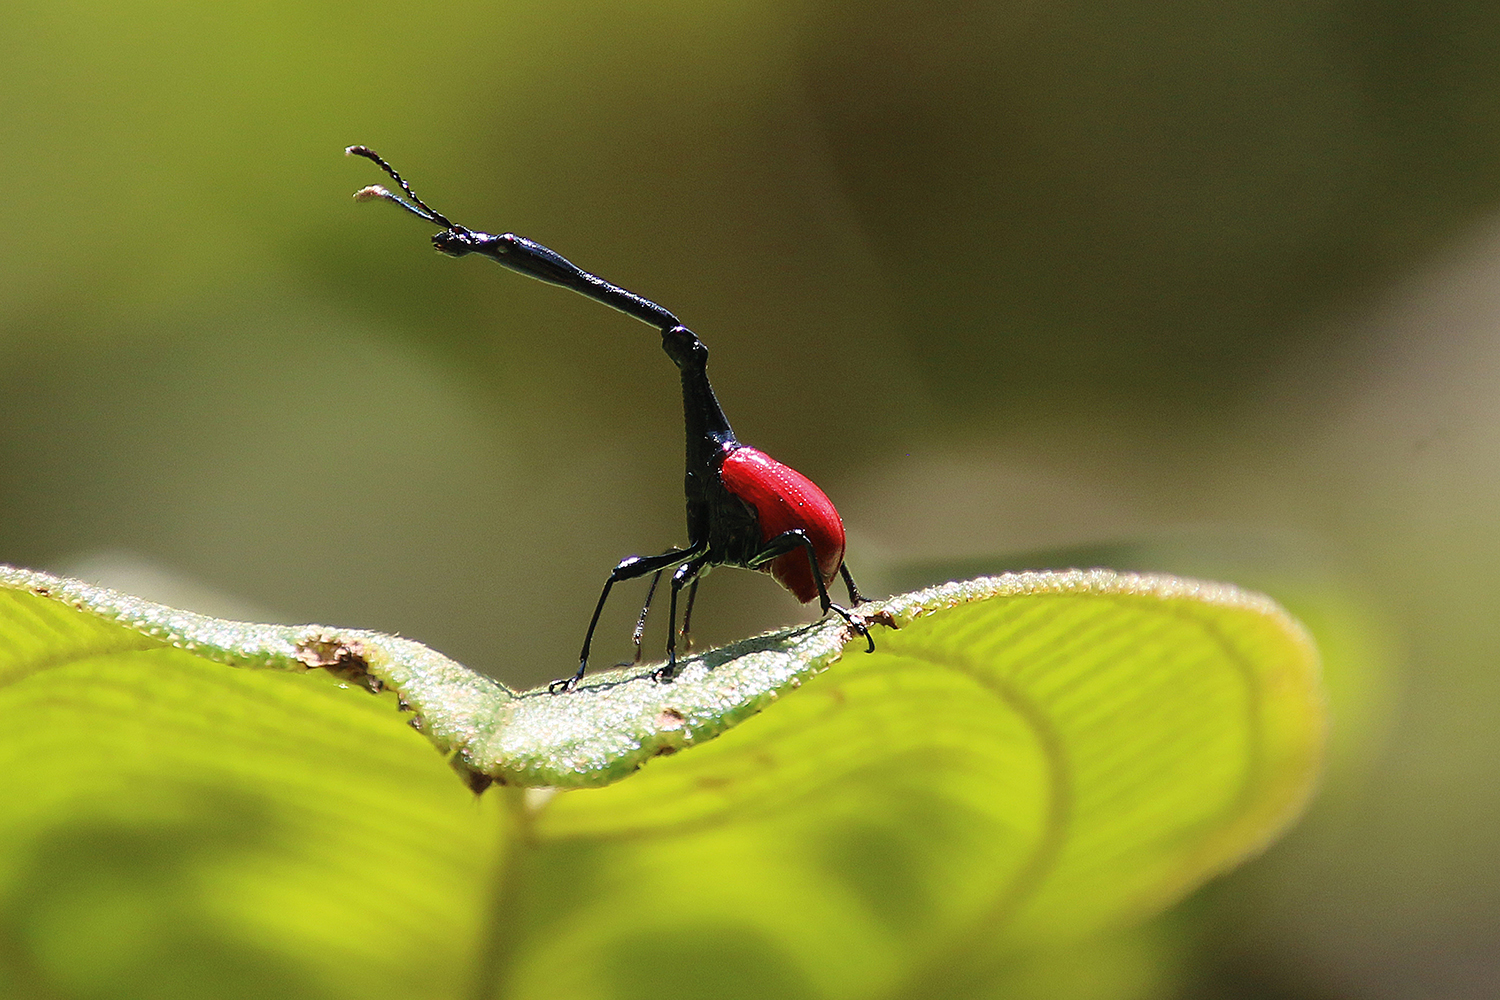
[628,570,664,665]
[839,564,869,607]
[750,531,875,653]
[653,558,706,684]
[554,544,704,693]
[679,577,701,654]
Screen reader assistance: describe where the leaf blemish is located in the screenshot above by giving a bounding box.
[294,634,384,695]
[655,708,687,730]
[457,767,494,795]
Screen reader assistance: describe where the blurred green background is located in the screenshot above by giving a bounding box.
[2,0,1498,996]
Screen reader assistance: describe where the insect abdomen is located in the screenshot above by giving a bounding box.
[719,446,845,603]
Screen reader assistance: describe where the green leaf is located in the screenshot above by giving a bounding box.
[0,564,1322,999]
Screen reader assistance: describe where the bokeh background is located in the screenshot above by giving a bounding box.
[3,1,1499,997]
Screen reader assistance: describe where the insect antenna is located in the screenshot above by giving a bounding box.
[346,145,456,229]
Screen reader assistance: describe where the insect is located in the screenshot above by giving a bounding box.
[348,146,874,692]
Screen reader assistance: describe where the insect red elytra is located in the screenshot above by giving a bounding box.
[718,447,845,604]
[348,146,874,692]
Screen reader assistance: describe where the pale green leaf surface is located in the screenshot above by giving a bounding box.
[515,573,1323,998]
[0,579,503,999]
[0,565,1322,1000]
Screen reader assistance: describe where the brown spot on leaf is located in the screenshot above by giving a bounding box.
[294,634,384,694]
[459,768,495,795]
[449,753,500,794]
[868,609,899,630]
[655,708,687,731]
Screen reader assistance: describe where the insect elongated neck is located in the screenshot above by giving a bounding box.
[431,225,737,461]
[438,228,682,331]
[664,325,736,474]
[678,348,737,470]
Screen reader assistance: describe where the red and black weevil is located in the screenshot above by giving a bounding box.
[348,146,874,693]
